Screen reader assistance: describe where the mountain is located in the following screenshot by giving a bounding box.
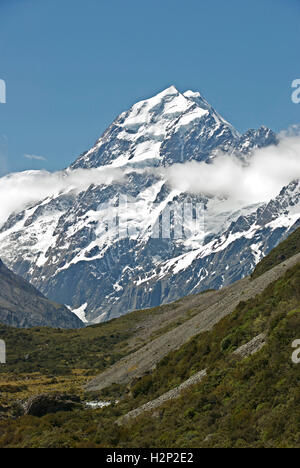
[0,258,83,328]
[0,86,293,324]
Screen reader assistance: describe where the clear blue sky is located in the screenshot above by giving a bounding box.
[0,0,299,175]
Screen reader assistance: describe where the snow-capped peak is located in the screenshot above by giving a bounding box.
[184,89,201,99]
[120,85,197,131]
[151,84,179,98]
[183,89,209,108]
[70,86,243,170]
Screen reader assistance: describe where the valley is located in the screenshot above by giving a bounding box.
[0,227,299,447]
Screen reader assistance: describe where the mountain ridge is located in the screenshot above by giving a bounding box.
[0,258,83,329]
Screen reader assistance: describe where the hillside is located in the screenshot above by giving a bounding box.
[86,250,300,392]
[0,230,300,447]
[0,259,83,329]
[252,225,300,278]
[115,262,300,448]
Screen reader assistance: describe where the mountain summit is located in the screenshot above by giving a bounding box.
[71,86,276,170]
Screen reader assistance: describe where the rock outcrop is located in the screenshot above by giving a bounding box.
[23,394,82,417]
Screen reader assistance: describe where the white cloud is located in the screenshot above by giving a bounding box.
[24,154,47,161]
[162,134,300,206]
[0,166,126,226]
[0,133,300,228]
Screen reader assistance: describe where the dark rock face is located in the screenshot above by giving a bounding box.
[0,259,83,328]
[235,126,278,154]
[24,394,82,417]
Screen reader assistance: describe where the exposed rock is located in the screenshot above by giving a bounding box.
[117,369,207,426]
[233,333,266,358]
[23,393,82,417]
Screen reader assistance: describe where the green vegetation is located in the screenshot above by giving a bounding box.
[252,226,300,278]
[0,258,299,447]
[0,322,130,377]
[0,301,182,377]
[0,297,201,405]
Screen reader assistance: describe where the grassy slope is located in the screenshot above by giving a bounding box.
[252,226,300,278]
[0,306,165,404]
[124,263,300,448]
[0,295,205,404]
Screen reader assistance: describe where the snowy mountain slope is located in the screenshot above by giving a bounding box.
[116,179,300,318]
[0,86,292,324]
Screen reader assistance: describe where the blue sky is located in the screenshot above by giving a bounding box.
[0,0,299,175]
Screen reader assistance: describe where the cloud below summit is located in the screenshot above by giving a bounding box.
[163,134,300,205]
[0,133,300,227]
[0,167,126,226]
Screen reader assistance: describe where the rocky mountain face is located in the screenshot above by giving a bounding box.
[122,180,300,314]
[0,86,297,324]
[0,259,83,328]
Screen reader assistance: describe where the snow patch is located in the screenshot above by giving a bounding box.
[71,303,88,323]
